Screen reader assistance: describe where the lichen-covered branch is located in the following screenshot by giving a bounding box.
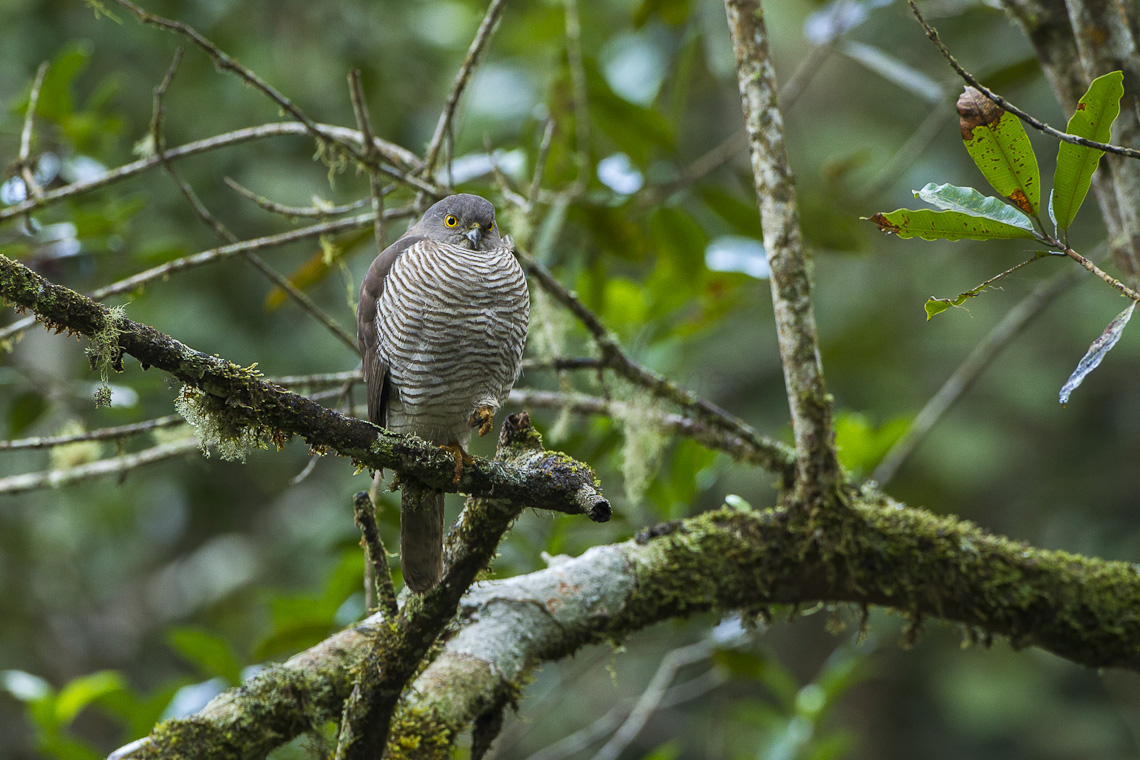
[0,254,610,520]
[333,414,588,760]
[111,492,1140,759]
[724,0,842,503]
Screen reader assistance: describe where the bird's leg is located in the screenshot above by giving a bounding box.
[469,405,496,437]
[439,443,474,484]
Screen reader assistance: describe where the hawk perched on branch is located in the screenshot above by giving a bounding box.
[356,194,529,592]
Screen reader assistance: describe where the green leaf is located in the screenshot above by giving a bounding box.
[8,391,48,436]
[1051,70,1124,230]
[167,627,244,685]
[924,252,1048,320]
[914,183,1035,232]
[834,412,909,472]
[54,671,126,726]
[699,186,763,238]
[1059,301,1135,405]
[865,208,1038,241]
[956,87,1041,215]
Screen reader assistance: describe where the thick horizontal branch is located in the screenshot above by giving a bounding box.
[0,254,609,521]
[113,494,1140,758]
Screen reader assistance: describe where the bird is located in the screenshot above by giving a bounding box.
[356,193,529,593]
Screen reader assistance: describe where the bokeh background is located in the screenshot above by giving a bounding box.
[2,0,1139,758]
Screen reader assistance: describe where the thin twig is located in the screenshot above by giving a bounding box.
[348,69,386,257]
[525,118,556,218]
[1054,239,1140,301]
[18,62,51,203]
[517,246,795,481]
[422,0,509,178]
[0,437,201,496]
[521,669,728,760]
[0,415,184,451]
[353,490,399,617]
[269,369,361,388]
[113,0,444,197]
[590,634,743,760]
[0,122,426,224]
[224,178,373,219]
[510,388,791,468]
[485,135,529,208]
[906,0,1140,159]
[0,209,412,347]
[873,265,1081,484]
[521,356,606,372]
[148,49,359,353]
[564,0,591,192]
[110,0,370,167]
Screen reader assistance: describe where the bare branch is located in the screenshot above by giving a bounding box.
[906,0,1140,160]
[510,388,793,469]
[348,69,387,259]
[224,177,372,219]
[517,246,795,484]
[0,414,183,451]
[0,122,424,224]
[0,208,411,347]
[564,0,591,190]
[147,49,360,353]
[725,0,842,503]
[17,62,50,203]
[874,266,1080,484]
[353,490,398,618]
[423,0,509,178]
[0,437,200,496]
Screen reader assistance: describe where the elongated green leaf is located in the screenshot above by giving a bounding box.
[924,252,1048,319]
[54,671,126,726]
[1051,71,1124,230]
[957,87,1041,215]
[865,208,1038,241]
[915,182,1036,233]
[1059,301,1135,405]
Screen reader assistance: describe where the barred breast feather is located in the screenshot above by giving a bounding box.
[374,239,529,445]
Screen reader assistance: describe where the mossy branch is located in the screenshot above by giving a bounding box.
[0,253,610,520]
[112,493,1140,759]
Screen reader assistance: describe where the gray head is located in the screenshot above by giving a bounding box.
[414,193,502,250]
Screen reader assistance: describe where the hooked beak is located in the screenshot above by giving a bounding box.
[464,224,483,247]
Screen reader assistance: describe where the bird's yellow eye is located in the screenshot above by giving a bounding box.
[485,222,494,232]
[444,214,458,228]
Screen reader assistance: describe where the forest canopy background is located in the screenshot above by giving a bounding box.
[2,0,1140,759]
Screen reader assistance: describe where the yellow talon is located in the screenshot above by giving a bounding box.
[439,443,473,484]
[469,406,495,437]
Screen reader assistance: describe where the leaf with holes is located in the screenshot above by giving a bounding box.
[865,208,1038,242]
[957,87,1041,216]
[1051,71,1124,230]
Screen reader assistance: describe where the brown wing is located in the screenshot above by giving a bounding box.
[357,235,425,426]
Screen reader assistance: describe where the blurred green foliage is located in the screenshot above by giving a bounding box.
[2,1,1140,759]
